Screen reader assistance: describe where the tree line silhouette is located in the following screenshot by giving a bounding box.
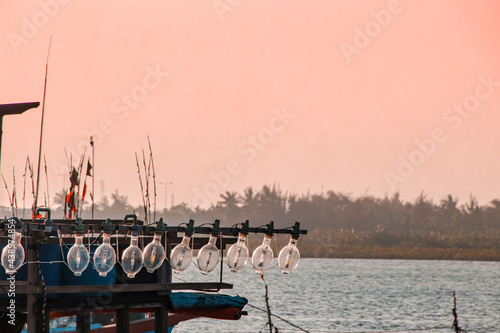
[2,184,499,259]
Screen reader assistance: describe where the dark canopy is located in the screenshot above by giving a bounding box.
[0,102,40,170]
[0,102,40,116]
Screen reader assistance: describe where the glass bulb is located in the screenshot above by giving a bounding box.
[170,233,192,274]
[197,234,220,275]
[122,235,143,278]
[143,233,165,273]
[67,234,90,276]
[1,231,25,275]
[94,233,116,277]
[251,234,274,274]
[226,233,249,272]
[278,237,300,274]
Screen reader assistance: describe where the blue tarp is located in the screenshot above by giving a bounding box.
[170,292,248,310]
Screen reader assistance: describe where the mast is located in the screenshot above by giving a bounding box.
[34,36,52,211]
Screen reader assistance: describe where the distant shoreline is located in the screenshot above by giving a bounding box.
[300,245,500,261]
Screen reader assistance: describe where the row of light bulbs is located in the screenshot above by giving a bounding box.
[1,218,302,278]
[173,220,302,276]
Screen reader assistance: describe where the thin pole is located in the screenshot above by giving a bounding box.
[135,152,147,223]
[0,116,3,171]
[44,154,49,209]
[91,136,94,219]
[23,157,28,218]
[265,282,273,333]
[147,136,157,221]
[160,181,172,211]
[34,36,52,211]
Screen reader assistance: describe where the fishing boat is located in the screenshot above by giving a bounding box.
[0,212,305,333]
[22,292,248,333]
[0,102,306,332]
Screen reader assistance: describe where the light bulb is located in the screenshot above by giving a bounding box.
[197,234,220,275]
[121,235,143,278]
[278,237,300,274]
[67,234,90,276]
[1,231,25,275]
[143,233,165,273]
[94,233,116,277]
[226,233,249,272]
[170,233,192,274]
[251,234,274,274]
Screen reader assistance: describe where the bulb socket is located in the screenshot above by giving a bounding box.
[264,221,275,237]
[102,218,115,235]
[239,220,250,236]
[74,217,86,235]
[210,219,220,236]
[154,218,165,234]
[291,222,301,238]
[183,219,195,236]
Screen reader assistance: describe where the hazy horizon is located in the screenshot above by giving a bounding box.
[1,0,500,209]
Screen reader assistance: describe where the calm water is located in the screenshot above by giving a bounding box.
[173,258,500,333]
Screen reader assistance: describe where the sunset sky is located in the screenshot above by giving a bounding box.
[1,0,500,212]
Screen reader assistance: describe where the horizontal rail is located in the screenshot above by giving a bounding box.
[0,282,233,294]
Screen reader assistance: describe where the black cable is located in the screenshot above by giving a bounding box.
[247,303,310,333]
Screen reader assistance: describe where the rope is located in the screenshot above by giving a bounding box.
[35,246,47,333]
[248,303,310,333]
[254,328,450,333]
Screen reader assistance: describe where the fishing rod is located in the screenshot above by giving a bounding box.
[147,136,157,222]
[135,152,148,224]
[34,36,52,212]
[44,154,49,209]
[13,167,18,216]
[23,157,28,218]
[1,172,13,216]
[142,149,150,224]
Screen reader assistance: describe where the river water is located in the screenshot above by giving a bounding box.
[173,258,500,333]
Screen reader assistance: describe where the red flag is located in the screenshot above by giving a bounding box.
[81,182,87,201]
[66,192,73,204]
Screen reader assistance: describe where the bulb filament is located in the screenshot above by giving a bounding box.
[76,250,81,267]
[232,246,243,268]
[130,251,136,268]
[101,249,108,269]
[176,248,186,268]
[204,251,213,271]
[150,247,157,264]
[285,248,293,268]
[258,248,268,268]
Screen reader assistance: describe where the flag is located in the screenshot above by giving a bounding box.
[70,168,79,187]
[86,160,92,177]
[66,192,73,204]
[66,191,77,214]
[81,181,87,201]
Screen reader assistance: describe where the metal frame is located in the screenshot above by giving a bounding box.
[0,215,307,332]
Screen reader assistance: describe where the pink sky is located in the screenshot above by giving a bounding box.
[1,0,500,211]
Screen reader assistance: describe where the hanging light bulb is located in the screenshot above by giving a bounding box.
[1,218,25,275]
[94,219,116,277]
[278,222,301,274]
[226,220,249,272]
[197,219,220,275]
[170,219,194,274]
[121,218,143,278]
[251,221,275,274]
[67,218,90,276]
[143,218,165,273]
